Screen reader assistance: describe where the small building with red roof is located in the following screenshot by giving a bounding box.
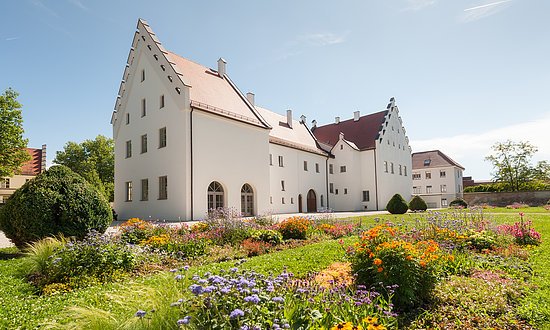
[0,145,46,204]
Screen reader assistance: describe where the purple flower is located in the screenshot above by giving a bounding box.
[175,274,183,281]
[170,269,178,273]
[271,296,284,303]
[190,284,203,295]
[134,310,146,318]
[229,308,245,319]
[244,294,260,304]
[230,267,238,273]
[182,265,190,271]
[203,285,217,293]
[177,316,191,325]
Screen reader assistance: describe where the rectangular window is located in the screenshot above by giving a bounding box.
[159,176,168,200]
[141,69,145,82]
[426,185,432,194]
[384,161,388,173]
[440,170,446,178]
[126,113,130,125]
[390,162,394,174]
[160,95,165,109]
[269,154,273,166]
[344,188,348,194]
[278,156,284,167]
[425,172,431,179]
[413,186,422,194]
[0,178,10,189]
[362,190,370,202]
[270,196,273,204]
[303,161,308,171]
[404,166,407,176]
[440,184,447,193]
[141,134,147,153]
[281,180,285,191]
[321,195,324,207]
[282,197,285,204]
[141,98,146,117]
[291,197,294,204]
[441,198,448,207]
[125,181,133,201]
[335,189,339,195]
[0,196,4,204]
[329,183,334,194]
[141,179,148,201]
[315,163,320,173]
[159,127,167,148]
[399,165,402,175]
[126,140,132,158]
[340,166,346,173]
[329,164,334,174]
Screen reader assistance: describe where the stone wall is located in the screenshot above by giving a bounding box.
[463,191,550,206]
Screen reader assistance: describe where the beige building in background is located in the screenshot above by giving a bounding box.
[411,150,464,208]
[0,145,46,204]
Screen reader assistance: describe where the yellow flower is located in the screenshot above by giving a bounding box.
[363,316,378,324]
[331,322,354,330]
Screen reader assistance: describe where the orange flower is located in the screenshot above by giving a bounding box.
[369,252,375,258]
[373,258,383,266]
[419,260,427,267]
[406,255,413,261]
[377,267,383,272]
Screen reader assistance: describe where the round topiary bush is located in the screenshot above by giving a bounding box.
[386,194,409,214]
[409,195,428,212]
[0,165,112,248]
[449,198,468,208]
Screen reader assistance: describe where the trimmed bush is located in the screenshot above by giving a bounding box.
[0,165,112,248]
[386,194,409,214]
[449,198,468,208]
[409,195,428,211]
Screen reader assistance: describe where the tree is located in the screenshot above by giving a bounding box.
[0,88,30,177]
[532,160,550,182]
[485,140,538,191]
[54,135,114,201]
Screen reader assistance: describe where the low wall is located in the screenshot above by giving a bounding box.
[463,190,550,206]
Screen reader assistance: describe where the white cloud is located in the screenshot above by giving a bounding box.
[460,0,514,22]
[299,32,348,47]
[5,37,20,41]
[410,112,550,179]
[405,0,438,11]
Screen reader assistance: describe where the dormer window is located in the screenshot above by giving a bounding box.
[424,159,431,166]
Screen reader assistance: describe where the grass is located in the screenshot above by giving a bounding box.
[1,210,549,329]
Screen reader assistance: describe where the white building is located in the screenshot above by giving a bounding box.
[111,19,412,221]
[0,146,46,205]
[411,150,465,208]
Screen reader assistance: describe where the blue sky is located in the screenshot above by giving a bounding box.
[2,0,549,179]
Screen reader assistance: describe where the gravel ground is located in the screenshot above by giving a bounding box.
[0,210,390,249]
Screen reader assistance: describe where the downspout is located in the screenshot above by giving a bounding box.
[325,157,330,209]
[190,107,194,220]
[374,149,379,210]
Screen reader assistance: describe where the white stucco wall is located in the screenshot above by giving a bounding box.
[327,140,362,211]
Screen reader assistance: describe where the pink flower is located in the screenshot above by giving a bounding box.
[519,212,525,217]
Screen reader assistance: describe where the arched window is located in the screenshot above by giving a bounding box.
[241,184,254,216]
[208,181,224,211]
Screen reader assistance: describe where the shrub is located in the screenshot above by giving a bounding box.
[277,216,312,240]
[118,218,156,244]
[386,194,408,214]
[241,238,272,257]
[141,232,208,259]
[449,198,468,208]
[250,229,283,245]
[316,223,356,238]
[203,207,254,245]
[409,195,428,211]
[350,224,454,310]
[0,166,112,248]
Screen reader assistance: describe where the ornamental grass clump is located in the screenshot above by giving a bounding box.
[349,224,455,310]
[276,216,312,240]
[164,265,396,329]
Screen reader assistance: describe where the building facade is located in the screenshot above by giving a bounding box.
[111,19,412,221]
[0,145,46,204]
[411,150,464,208]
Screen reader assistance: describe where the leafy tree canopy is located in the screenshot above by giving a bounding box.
[0,88,30,177]
[54,135,114,201]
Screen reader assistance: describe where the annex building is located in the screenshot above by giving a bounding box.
[111,19,412,221]
[0,145,46,205]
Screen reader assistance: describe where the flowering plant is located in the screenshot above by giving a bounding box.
[497,213,541,246]
[277,216,312,240]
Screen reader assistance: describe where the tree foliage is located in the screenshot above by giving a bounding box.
[386,193,409,214]
[0,165,112,248]
[54,135,114,201]
[485,140,543,192]
[409,195,428,211]
[0,88,30,177]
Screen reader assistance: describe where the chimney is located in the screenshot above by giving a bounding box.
[311,120,317,128]
[41,144,47,173]
[353,111,360,121]
[246,92,255,106]
[335,116,340,124]
[286,109,293,128]
[217,58,226,77]
[300,114,306,124]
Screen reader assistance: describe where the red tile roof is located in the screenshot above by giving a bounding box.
[412,150,464,170]
[312,110,388,150]
[20,148,43,175]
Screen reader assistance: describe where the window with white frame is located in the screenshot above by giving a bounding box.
[208,181,224,210]
[425,172,431,179]
[278,156,284,167]
[329,183,334,193]
[159,127,167,148]
[426,185,432,194]
[384,161,388,173]
[0,178,10,189]
[126,140,132,158]
[329,164,334,174]
[340,166,346,173]
[413,186,422,194]
[141,134,147,154]
[362,190,370,202]
[412,173,421,180]
[141,179,148,201]
[158,176,168,200]
[344,188,348,194]
[441,198,448,207]
[440,170,446,178]
[440,184,447,193]
[125,181,133,201]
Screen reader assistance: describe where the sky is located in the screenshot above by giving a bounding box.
[2,0,549,180]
